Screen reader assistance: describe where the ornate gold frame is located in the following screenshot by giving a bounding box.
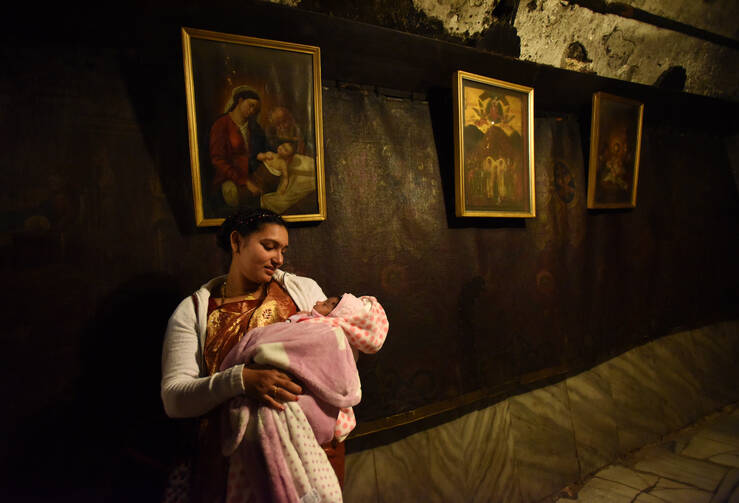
[453,70,536,218]
[182,27,326,226]
[587,92,644,209]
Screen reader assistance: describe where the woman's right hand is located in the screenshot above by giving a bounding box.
[241,366,302,410]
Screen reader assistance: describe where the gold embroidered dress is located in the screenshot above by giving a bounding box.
[204,281,298,375]
[194,280,297,503]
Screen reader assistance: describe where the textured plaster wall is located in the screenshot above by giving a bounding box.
[409,0,500,36]
[266,0,738,100]
[514,0,739,100]
[624,0,739,40]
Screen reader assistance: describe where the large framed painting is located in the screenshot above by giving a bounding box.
[182,27,326,226]
[587,92,644,209]
[453,70,535,218]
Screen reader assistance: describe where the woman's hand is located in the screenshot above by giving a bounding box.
[242,366,302,410]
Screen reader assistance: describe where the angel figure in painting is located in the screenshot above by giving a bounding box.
[482,156,496,200]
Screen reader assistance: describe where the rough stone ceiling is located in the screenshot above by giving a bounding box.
[268,0,739,101]
[514,0,738,100]
[624,0,738,40]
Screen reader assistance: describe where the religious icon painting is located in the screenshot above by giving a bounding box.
[452,70,535,218]
[587,92,644,209]
[182,27,326,227]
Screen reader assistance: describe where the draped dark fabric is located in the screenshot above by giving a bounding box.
[305,87,739,423]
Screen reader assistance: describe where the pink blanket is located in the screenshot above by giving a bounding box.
[219,295,388,503]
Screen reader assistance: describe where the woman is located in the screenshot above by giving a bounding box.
[209,87,274,206]
[161,209,344,502]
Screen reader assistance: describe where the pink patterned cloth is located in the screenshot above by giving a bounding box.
[219,295,389,503]
[304,294,389,356]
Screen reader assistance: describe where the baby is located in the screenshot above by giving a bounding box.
[293,295,342,319]
[283,293,387,439]
[220,293,388,503]
[220,293,388,443]
[256,141,296,194]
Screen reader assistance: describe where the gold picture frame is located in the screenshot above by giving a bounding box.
[587,92,644,209]
[453,70,535,218]
[182,27,326,227]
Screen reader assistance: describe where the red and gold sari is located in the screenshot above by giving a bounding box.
[204,281,298,375]
[192,280,344,502]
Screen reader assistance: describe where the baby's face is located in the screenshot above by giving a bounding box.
[313,296,340,316]
[277,143,295,158]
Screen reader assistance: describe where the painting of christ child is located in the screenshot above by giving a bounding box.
[587,92,643,209]
[182,28,326,226]
[453,71,535,218]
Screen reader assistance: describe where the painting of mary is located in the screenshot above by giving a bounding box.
[209,86,270,207]
[182,27,326,226]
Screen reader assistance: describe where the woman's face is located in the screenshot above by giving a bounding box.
[237,98,260,118]
[232,223,288,285]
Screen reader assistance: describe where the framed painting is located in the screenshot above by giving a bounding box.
[453,70,535,218]
[182,27,326,227]
[587,92,644,209]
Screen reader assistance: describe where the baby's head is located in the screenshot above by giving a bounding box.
[313,296,341,316]
[313,293,365,319]
[276,141,296,159]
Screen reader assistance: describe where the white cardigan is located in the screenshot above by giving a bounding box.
[160,270,326,418]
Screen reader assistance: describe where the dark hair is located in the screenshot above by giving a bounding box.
[227,90,261,113]
[216,209,286,253]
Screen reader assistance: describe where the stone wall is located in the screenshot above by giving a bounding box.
[267,0,739,100]
[515,1,738,100]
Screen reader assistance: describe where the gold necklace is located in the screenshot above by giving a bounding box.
[220,279,229,307]
[222,278,265,301]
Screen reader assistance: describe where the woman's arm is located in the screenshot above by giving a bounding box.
[160,296,245,418]
[162,295,304,416]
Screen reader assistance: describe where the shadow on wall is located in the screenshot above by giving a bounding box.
[117,22,198,237]
[426,86,526,231]
[3,273,188,503]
